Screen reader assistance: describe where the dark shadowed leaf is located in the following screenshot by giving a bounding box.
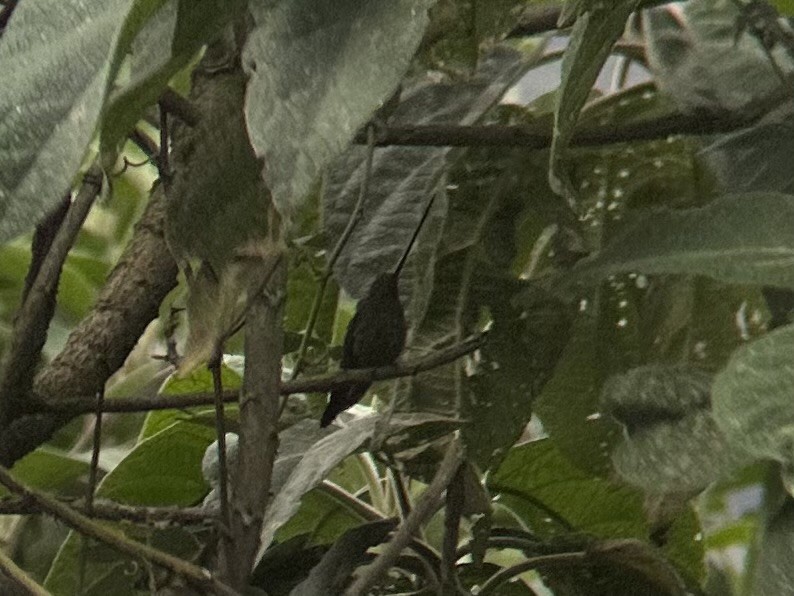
[323,47,533,314]
[290,519,397,596]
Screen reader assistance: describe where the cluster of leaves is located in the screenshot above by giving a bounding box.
[3,0,794,595]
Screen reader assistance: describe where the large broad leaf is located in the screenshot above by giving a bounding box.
[534,309,622,476]
[99,420,213,505]
[603,365,749,494]
[713,324,794,467]
[644,1,794,115]
[44,421,212,595]
[243,0,435,216]
[566,193,794,290]
[549,0,641,196]
[255,413,455,559]
[489,439,704,587]
[0,0,163,242]
[490,438,647,539]
[1,448,89,497]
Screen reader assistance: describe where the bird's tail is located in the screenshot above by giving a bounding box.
[321,383,370,427]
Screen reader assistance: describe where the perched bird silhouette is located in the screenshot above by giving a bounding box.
[320,273,406,427]
[321,194,437,427]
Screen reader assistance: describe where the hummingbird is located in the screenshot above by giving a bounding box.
[321,194,437,427]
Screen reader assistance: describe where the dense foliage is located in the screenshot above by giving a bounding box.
[2,0,794,594]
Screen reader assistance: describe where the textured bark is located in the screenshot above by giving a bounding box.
[0,187,179,466]
[222,255,286,587]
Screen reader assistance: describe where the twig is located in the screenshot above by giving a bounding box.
[86,390,104,514]
[0,166,102,427]
[129,128,160,166]
[317,480,442,587]
[344,439,465,596]
[0,497,213,525]
[78,388,105,593]
[208,351,231,535]
[45,333,487,415]
[388,467,412,520]
[158,88,200,126]
[442,463,465,593]
[352,109,766,149]
[0,546,51,596]
[21,195,71,303]
[289,125,377,382]
[158,104,170,180]
[0,465,239,596]
[476,552,587,596]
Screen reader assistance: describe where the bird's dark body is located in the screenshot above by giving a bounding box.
[321,273,407,427]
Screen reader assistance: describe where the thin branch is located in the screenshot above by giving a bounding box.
[21,195,71,304]
[442,463,465,594]
[11,184,179,468]
[0,166,102,426]
[477,552,587,596]
[78,389,104,593]
[0,497,212,525]
[45,333,487,415]
[388,467,412,520]
[208,352,231,535]
[129,128,160,166]
[0,465,239,596]
[352,109,766,149]
[0,547,51,596]
[289,124,377,382]
[86,390,104,514]
[158,88,200,126]
[344,439,465,596]
[317,480,443,586]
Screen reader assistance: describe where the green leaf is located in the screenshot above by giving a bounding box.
[139,363,242,439]
[0,0,162,242]
[549,0,641,196]
[713,324,794,465]
[567,193,794,289]
[99,421,213,506]
[2,448,89,497]
[772,0,794,16]
[243,0,434,215]
[490,439,647,539]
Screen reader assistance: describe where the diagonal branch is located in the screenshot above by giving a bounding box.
[43,333,487,415]
[0,464,238,596]
[0,166,102,426]
[344,439,465,596]
[0,184,180,467]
